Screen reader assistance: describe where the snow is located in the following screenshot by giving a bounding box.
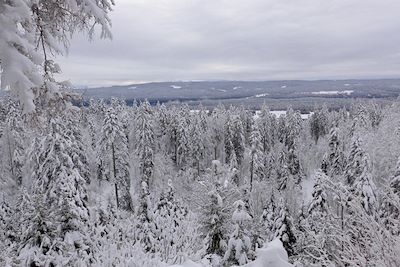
[168,260,203,267]
[242,239,294,267]
[254,93,270,98]
[255,110,313,120]
[301,176,315,204]
[311,90,353,95]
[168,239,293,267]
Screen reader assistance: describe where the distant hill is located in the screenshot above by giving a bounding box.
[75,79,400,111]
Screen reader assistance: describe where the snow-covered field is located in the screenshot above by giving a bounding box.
[311,90,354,95]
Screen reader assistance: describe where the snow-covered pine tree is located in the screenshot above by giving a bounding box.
[344,137,366,186]
[232,115,246,166]
[14,118,95,266]
[152,179,201,264]
[309,105,329,144]
[136,180,155,253]
[165,106,180,164]
[257,103,275,153]
[344,137,377,214]
[224,113,234,164]
[249,122,263,190]
[367,101,383,129]
[135,101,157,251]
[273,197,297,256]
[190,114,205,176]
[0,198,15,258]
[0,0,114,112]
[97,106,132,211]
[136,100,155,188]
[276,149,290,191]
[223,200,252,266]
[262,191,277,242]
[350,104,370,135]
[321,127,345,176]
[307,171,328,232]
[287,145,304,185]
[200,189,229,259]
[176,106,190,167]
[353,154,376,215]
[209,105,226,161]
[283,107,302,150]
[3,100,25,186]
[379,156,400,235]
[390,156,400,194]
[64,111,91,184]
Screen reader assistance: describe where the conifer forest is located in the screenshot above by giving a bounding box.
[1,98,400,266]
[1,0,400,266]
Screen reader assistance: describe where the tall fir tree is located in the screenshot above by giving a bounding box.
[273,197,297,256]
[97,107,132,211]
[223,200,252,266]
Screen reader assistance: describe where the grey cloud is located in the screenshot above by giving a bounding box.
[57,0,400,87]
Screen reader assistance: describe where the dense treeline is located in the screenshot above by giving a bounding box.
[1,97,400,266]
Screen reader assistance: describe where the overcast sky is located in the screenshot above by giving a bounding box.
[58,0,400,87]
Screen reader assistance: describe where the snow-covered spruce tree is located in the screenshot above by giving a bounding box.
[309,105,329,144]
[176,106,190,168]
[190,114,205,177]
[262,191,277,242]
[135,101,157,251]
[232,115,246,166]
[273,197,297,257]
[64,111,91,184]
[367,101,383,129]
[350,103,371,135]
[321,127,346,176]
[165,106,180,164]
[200,189,229,259]
[223,200,252,266]
[209,105,226,161]
[307,171,328,232]
[344,137,366,186]
[249,122,263,190]
[97,107,132,211]
[0,198,15,263]
[224,113,234,164]
[282,107,302,150]
[136,181,156,253]
[345,137,377,214]
[390,156,400,195]
[136,100,155,188]
[3,100,25,186]
[152,179,202,264]
[14,118,95,266]
[0,0,114,112]
[153,102,169,152]
[257,103,276,153]
[86,99,105,150]
[276,149,290,191]
[379,157,400,235]
[353,154,377,215]
[287,144,304,185]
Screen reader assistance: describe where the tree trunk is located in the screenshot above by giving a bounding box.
[250,153,254,191]
[112,142,119,209]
